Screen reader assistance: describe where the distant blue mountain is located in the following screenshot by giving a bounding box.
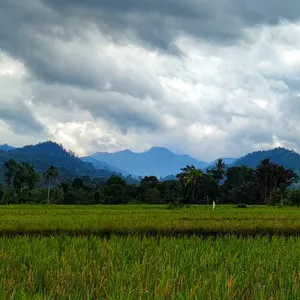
[0,144,15,151]
[81,156,130,176]
[91,147,209,177]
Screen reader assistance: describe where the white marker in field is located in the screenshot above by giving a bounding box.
[213,201,216,210]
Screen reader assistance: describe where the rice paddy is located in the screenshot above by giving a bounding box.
[0,204,300,236]
[1,235,300,299]
[2,205,300,299]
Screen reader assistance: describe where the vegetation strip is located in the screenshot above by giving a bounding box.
[3,229,300,238]
[1,146,300,207]
[0,205,299,237]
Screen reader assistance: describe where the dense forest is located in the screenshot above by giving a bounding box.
[1,157,300,206]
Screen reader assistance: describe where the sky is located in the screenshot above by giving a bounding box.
[1,0,300,161]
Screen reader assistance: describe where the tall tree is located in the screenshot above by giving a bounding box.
[207,159,227,186]
[16,162,40,193]
[182,165,203,204]
[103,175,127,204]
[3,160,39,194]
[271,165,298,204]
[138,176,160,203]
[3,159,18,187]
[43,166,58,204]
[223,166,259,204]
[254,159,273,203]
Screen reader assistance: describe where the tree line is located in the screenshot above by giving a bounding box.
[0,158,299,206]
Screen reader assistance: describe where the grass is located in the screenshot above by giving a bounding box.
[1,205,300,298]
[0,204,300,236]
[0,235,300,299]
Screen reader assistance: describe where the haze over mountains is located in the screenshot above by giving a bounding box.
[1,142,300,180]
[90,147,210,177]
[81,156,130,177]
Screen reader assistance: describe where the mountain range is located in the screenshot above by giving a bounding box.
[83,147,300,178]
[0,142,117,183]
[0,144,15,151]
[1,142,300,181]
[81,156,129,176]
[90,147,209,178]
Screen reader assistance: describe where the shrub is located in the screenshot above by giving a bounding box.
[168,198,184,209]
[236,203,248,208]
[287,190,300,206]
[127,199,143,205]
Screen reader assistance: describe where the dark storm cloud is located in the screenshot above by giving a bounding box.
[43,0,300,50]
[0,0,165,94]
[2,0,300,66]
[0,103,44,134]
[2,0,300,83]
[1,0,300,157]
[0,0,165,132]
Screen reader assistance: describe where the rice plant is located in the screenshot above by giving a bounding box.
[0,235,299,299]
[0,205,299,236]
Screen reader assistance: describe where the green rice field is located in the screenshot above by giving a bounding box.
[1,235,300,299]
[0,204,300,236]
[2,205,300,299]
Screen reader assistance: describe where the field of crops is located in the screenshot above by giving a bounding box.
[1,204,300,236]
[1,205,300,299]
[1,235,300,299]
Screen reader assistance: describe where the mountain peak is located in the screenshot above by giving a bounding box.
[121,149,133,154]
[0,141,116,181]
[147,147,174,154]
[91,146,208,177]
[0,144,15,151]
[17,141,67,154]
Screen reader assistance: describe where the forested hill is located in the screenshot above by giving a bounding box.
[0,141,116,182]
[233,147,300,172]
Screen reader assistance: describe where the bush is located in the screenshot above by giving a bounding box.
[127,199,143,205]
[0,185,4,202]
[287,190,300,206]
[268,190,282,206]
[236,203,248,208]
[3,187,17,204]
[168,198,184,209]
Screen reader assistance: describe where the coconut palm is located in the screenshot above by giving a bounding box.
[273,166,298,204]
[43,166,58,204]
[183,166,203,204]
[207,158,227,186]
[254,159,273,203]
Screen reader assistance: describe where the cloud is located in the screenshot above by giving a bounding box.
[0,52,45,134]
[43,0,300,51]
[1,0,300,161]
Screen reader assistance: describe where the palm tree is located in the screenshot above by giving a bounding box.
[207,159,227,204]
[207,158,226,186]
[43,166,58,204]
[183,166,203,204]
[254,159,273,203]
[274,166,298,204]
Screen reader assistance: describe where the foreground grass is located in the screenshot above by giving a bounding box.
[0,235,300,299]
[0,205,300,236]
